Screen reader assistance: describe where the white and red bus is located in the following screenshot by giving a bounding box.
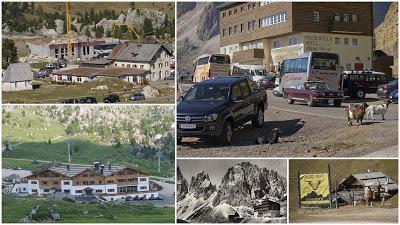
[277,52,340,93]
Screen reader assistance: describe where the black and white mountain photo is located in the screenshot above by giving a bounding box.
[177,159,287,223]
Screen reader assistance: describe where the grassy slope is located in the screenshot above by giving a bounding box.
[2,195,174,223]
[2,108,173,177]
[35,2,175,18]
[289,159,398,219]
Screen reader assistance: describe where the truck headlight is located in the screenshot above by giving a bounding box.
[205,113,218,122]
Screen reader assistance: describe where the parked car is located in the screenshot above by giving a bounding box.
[103,94,120,103]
[125,196,133,201]
[34,70,47,78]
[46,63,57,70]
[258,76,276,90]
[57,60,67,68]
[61,98,79,104]
[148,196,157,200]
[284,81,343,107]
[155,196,163,200]
[340,70,393,99]
[129,93,145,101]
[377,79,398,98]
[388,89,398,104]
[177,76,268,145]
[139,196,145,200]
[132,196,140,201]
[79,97,97,103]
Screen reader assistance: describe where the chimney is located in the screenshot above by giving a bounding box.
[100,164,105,175]
[67,164,70,171]
[94,162,100,171]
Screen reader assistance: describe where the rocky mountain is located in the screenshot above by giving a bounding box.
[177,162,287,223]
[177,166,189,201]
[374,2,398,76]
[177,2,224,72]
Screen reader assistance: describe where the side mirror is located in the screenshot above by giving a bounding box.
[178,96,184,102]
[232,96,243,102]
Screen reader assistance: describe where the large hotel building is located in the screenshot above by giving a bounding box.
[218,2,373,72]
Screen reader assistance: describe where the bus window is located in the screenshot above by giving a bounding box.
[311,53,338,70]
[197,57,209,65]
[210,55,230,64]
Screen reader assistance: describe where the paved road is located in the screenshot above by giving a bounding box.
[177,84,398,158]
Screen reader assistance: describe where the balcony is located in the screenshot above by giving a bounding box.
[327,19,364,34]
[232,48,264,64]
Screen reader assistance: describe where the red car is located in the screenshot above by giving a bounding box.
[283,81,343,107]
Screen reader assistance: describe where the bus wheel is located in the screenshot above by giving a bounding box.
[355,89,366,99]
[287,94,294,104]
[307,95,316,107]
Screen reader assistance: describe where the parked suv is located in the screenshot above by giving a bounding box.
[79,97,97,103]
[340,70,392,99]
[103,94,120,103]
[177,77,268,145]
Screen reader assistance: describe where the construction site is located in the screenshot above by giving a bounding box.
[2,2,175,103]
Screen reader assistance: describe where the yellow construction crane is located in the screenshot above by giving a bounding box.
[111,24,141,43]
[65,2,72,60]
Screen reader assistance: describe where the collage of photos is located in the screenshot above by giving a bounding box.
[1,1,399,224]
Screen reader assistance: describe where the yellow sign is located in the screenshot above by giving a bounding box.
[300,173,330,205]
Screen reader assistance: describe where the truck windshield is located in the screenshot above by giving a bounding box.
[184,84,229,101]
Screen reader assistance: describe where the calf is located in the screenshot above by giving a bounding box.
[365,100,391,120]
[346,102,369,126]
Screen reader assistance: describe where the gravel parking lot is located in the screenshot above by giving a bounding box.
[177,88,398,158]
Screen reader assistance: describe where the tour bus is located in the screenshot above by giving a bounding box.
[193,54,231,82]
[231,64,269,84]
[277,52,340,93]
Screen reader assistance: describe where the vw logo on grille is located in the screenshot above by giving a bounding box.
[185,116,191,122]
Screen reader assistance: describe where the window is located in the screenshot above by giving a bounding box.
[252,2,256,8]
[335,37,340,45]
[355,56,360,60]
[75,190,83,194]
[272,40,282,49]
[247,20,256,30]
[32,189,38,193]
[165,62,169,67]
[231,84,241,100]
[133,65,137,68]
[240,24,243,32]
[352,38,357,46]
[289,36,298,46]
[334,13,340,22]
[313,11,320,22]
[99,181,102,184]
[83,174,88,177]
[228,27,232,35]
[90,181,95,185]
[140,186,147,190]
[234,9,237,15]
[140,178,147,182]
[53,181,58,185]
[234,25,237,34]
[140,65,144,69]
[44,189,49,193]
[260,1,272,6]
[260,12,288,27]
[30,181,37,184]
[344,38,349,45]
[228,10,232,16]
[223,12,226,18]
[343,14,350,22]
[223,29,226,37]
[107,189,115,192]
[122,64,125,67]
[114,63,117,66]
[42,181,47,185]
[83,181,89,185]
[95,190,103,193]
[159,63,163,68]
[239,82,251,98]
[352,14,358,23]
[165,71,169,76]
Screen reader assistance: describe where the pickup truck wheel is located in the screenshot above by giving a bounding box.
[333,99,342,107]
[177,137,182,145]
[287,94,294,104]
[355,89,366,99]
[220,121,233,145]
[307,95,316,107]
[252,107,264,128]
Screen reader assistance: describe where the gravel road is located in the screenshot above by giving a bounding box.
[177,89,398,158]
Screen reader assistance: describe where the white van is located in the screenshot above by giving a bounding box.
[231,64,268,84]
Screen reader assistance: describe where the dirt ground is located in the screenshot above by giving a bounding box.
[290,206,398,223]
[177,109,398,158]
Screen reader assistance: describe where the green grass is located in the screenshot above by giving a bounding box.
[2,195,174,223]
[2,159,48,171]
[289,159,398,220]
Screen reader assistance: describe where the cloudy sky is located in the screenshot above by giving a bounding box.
[178,159,286,187]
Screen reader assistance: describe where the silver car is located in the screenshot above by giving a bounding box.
[129,93,145,101]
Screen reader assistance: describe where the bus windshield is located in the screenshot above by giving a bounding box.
[210,55,230,64]
[184,84,229,102]
[197,57,210,65]
[311,53,338,70]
